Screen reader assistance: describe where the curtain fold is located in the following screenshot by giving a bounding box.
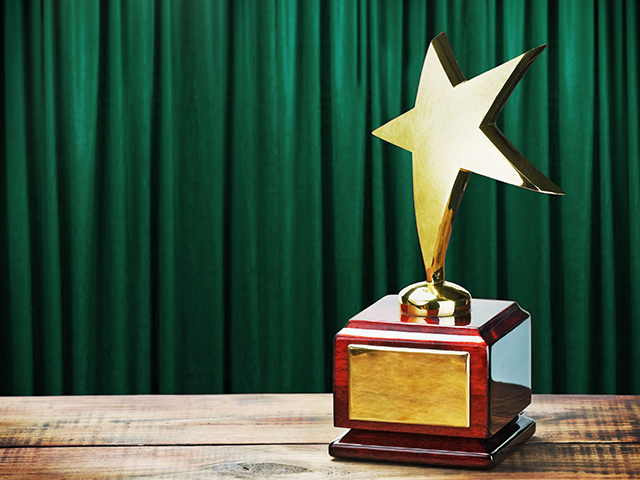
[2,0,639,395]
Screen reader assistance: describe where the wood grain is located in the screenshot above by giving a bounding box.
[528,395,640,444]
[1,394,639,478]
[0,443,639,479]
[0,394,343,447]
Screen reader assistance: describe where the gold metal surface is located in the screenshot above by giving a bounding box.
[348,344,470,427]
[399,279,470,317]
[373,32,564,316]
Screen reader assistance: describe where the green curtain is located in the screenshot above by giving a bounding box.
[2,0,638,395]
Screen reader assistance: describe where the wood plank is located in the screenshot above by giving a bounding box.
[0,394,639,447]
[528,395,640,444]
[0,394,343,447]
[0,443,639,479]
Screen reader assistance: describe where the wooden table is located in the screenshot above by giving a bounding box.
[0,394,638,478]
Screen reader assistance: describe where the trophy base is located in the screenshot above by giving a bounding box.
[329,414,535,469]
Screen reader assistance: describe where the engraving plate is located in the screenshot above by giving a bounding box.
[348,344,470,428]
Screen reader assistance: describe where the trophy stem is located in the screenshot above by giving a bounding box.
[419,169,470,284]
[404,169,471,317]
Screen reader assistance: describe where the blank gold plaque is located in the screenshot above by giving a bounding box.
[348,344,470,428]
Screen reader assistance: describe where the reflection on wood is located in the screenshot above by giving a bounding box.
[490,381,532,434]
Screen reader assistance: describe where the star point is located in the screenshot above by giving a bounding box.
[374,32,563,286]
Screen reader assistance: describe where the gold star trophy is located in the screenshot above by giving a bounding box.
[330,33,563,468]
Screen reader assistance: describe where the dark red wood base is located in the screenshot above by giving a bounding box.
[329,414,535,469]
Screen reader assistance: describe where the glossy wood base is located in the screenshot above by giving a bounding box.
[333,296,532,439]
[329,414,535,469]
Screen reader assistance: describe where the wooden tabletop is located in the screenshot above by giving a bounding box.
[0,394,638,479]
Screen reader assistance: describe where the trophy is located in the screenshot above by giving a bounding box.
[329,33,563,469]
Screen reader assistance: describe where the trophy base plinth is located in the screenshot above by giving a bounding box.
[329,414,535,469]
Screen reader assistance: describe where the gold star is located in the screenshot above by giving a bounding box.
[373,32,563,316]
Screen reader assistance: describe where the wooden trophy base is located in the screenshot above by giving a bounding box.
[330,414,535,469]
[331,295,535,469]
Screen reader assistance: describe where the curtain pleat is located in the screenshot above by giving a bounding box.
[627,0,640,394]
[2,0,639,395]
